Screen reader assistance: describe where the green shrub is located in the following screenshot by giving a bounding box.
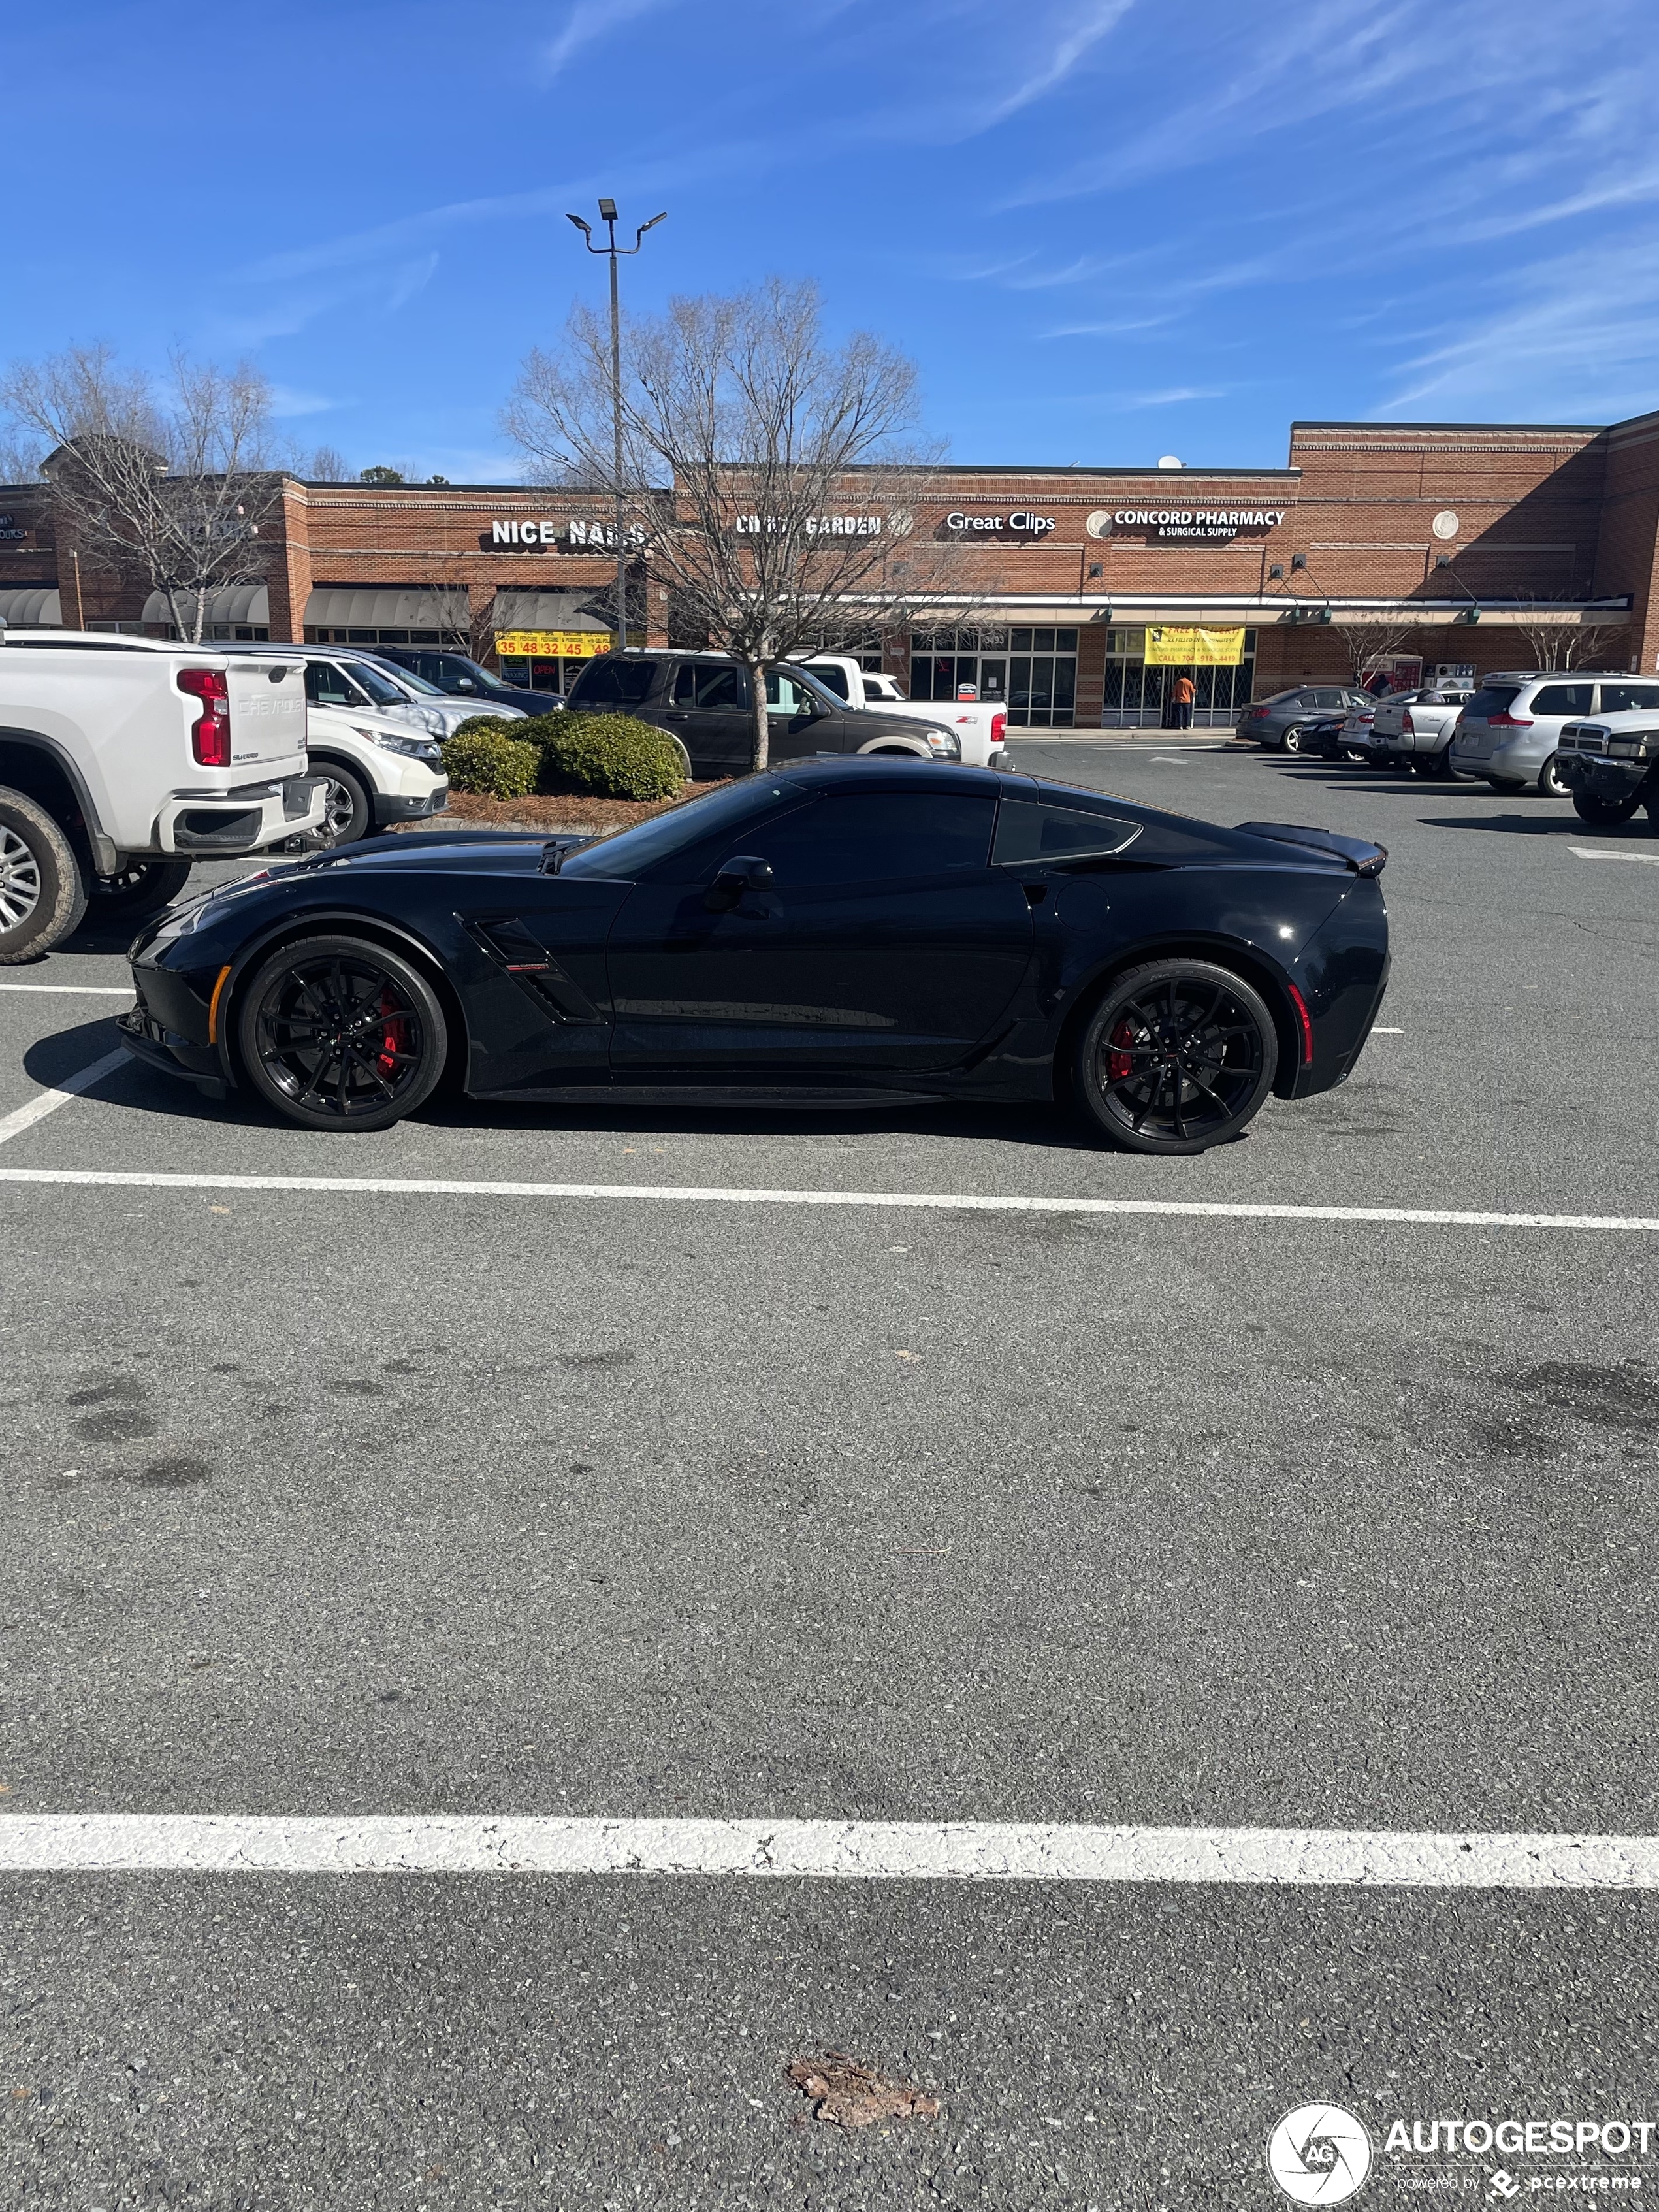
[542,712,687,801]
[449,714,517,741]
[440,724,540,799]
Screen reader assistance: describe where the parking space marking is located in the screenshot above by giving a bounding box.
[1570,846,1659,867]
[0,983,135,995]
[1,1814,1654,1885]
[2,1165,1658,1233]
[0,1049,130,1149]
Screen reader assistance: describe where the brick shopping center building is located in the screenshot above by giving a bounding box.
[6,407,1659,726]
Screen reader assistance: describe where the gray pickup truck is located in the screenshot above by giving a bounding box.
[1556,709,1659,827]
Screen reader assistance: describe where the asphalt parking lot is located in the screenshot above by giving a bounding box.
[4,740,1658,2210]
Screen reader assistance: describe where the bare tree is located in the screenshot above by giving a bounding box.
[0,345,278,642]
[1329,615,1422,685]
[505,280,950,769]
[0,431,45,485]
[291,442,351,481]
[1512,598,1627,671]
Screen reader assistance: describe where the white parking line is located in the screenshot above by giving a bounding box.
[1570,846,1659,867]
[1,1166,1656,1233]
[0,1049,131,1150]
[0,983,135,995]
[0,1814,1652,1885]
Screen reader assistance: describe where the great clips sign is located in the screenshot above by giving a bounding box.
[945,511,1056,537]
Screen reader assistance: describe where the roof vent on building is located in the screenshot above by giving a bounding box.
[1157,455,1183,469]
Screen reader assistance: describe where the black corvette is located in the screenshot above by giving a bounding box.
[120,758,1389,1156]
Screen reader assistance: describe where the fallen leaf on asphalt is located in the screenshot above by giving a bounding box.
[209,1206,231,1215]
[786,2053,941,2129]
[894,1350,919,1361]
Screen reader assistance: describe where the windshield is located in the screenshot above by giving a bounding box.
[560,775,802,879]
[340,660,417,708]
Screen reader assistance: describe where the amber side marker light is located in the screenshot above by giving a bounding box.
[207,965,232,1045]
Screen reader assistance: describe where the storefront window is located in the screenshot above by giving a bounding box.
[909,626,1011,706]
[1100,628,1257,726]
[1008,628,1078,728]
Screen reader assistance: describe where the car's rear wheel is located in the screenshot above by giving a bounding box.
[313,761,374,845]
[1074,960,1278,1156]
[1538,754,1569,797]
[237,934,448,1132]
[0,791,87,964]
[1573,789,1642,827]
[86,858,193,925]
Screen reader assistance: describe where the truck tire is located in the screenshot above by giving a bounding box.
[1573,789,1641,828]
[86,858,194,926]
[0,788,88,964]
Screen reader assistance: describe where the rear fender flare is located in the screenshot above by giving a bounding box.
[1051,932,1305,1100]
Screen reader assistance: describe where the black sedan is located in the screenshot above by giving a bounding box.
[120,760,1390,1157]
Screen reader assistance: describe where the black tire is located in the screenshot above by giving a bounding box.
[1572,789,1641,828]
[1074,959,1279,1156]
[1281,725,1306,755]
[0,788,88,964]
[312,760,374,846]
[236,934,449,1132]
[86,858,194,926]
[1538,753,1569,798]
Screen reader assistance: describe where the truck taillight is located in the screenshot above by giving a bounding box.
[178,667,231,766]
[1402,710,1415,733]
[991,710,1007,743]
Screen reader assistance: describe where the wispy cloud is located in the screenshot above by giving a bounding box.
[544,0,677,82]
[973,0,1134,127]
[268,385,339,418]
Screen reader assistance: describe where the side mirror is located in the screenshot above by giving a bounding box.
[705,854,775,911]
[457,677,475,691]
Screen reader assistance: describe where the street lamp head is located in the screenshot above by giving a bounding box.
[597,197,619,221]
[641,211,668,233]
[566,212,592,236]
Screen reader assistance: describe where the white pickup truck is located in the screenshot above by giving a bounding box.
[0,626,325,961]
[803,654,1008,767]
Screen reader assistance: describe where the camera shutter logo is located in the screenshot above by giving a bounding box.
[1266,2104,1374,2203]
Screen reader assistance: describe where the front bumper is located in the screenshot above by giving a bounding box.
[1557,753,1649,802]
[155,774,327,854]
[372,779,450,829]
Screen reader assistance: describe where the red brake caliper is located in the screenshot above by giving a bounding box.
[377,986,405,1077]
[1107,1018,1135,1082]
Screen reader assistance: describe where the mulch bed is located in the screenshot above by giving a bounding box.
[396,784,730,837]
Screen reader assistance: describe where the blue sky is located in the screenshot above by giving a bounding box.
[7,0,1659,481]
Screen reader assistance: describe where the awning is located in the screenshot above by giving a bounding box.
[302,587,466,628]
[0,586,62,626]
[492,589,616,633]
[142,584,270,627]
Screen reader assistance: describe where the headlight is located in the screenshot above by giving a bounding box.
[924,730,961,756]
[354,726,443,761]
[1607,736,1651,759]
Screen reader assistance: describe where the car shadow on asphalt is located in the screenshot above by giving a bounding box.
[16,1024,1115,1154]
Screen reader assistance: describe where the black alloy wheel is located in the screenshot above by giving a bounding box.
[1571,789,1641,828]
[1076,958,1278,1156]
[86,858,193,924]
[236,934,447,1131]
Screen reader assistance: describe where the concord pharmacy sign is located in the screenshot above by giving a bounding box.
[1089,508,1288,542]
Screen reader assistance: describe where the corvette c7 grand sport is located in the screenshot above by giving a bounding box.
[120,758,1390,1156]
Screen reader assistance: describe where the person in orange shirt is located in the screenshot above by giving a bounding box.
[1170,672,1197,729]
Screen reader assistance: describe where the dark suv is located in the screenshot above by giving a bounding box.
[562,651,959,777]
[1237,685,1379,753]
[372,647,545,715]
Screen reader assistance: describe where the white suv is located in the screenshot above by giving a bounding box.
[1450,672,1659,793]
[305,703,448,845]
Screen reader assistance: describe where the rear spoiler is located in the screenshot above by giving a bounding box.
[1234,821,1387,876]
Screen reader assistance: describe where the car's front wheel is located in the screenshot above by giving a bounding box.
[1074,960,1279,1156]
[237,934,449,1131]
[1537,754,1569,797]
[1572,789,1642,827]
[313,761,374,845]
[0,790,87,963]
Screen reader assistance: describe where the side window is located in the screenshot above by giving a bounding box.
[1596,682,1659,713]
[304,662,359,707]
[807,662,850,700]
[1532,683,1594,715]
[765,671,811,713]
[411,655,453,689]
[1312,690,1343,710]
[569,656,659,706]
[671,663,698,706]
[696,666,744,711]
[729,792,997,887]
[993,797,1140,866]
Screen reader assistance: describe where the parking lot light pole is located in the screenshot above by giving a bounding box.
[566,201,667,653]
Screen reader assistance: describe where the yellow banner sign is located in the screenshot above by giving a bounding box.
[494,628,613,658]
[1144,625,1246,667]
